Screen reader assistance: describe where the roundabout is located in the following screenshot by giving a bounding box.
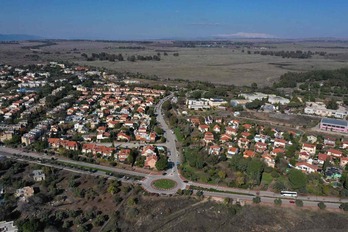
[151,179,177,190]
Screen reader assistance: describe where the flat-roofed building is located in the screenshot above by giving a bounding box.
[320,118,348,133]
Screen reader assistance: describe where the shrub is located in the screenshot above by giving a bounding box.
[339,203,348,211]
[318,202,326,210]
[253,196,261,204]
[295,199,303,207]
[274,198,282,206]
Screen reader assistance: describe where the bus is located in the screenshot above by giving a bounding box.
[280,191,297,197]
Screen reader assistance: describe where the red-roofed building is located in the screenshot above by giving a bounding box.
[198,124,209,133]
[118,149,131,162]
[318,153,332,165]
[243,150,255,158]
[225,127,237,136]
[203,132,214,143]
[270,148,285,157]
[213,125,221,133]
[243,124,252,131]
[298,152,310,161]
[255,142,267,153]
[145,154,158,169]
[220,134,231,143]
[117,132,131,142]
[227,147,239,158]
[340,157,348,168]
[241,132,251,138]
[327,149,343,158]
[274,138,286,148]
[301,143,316,155]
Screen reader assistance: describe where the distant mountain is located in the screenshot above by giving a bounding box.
[0,34,44,41]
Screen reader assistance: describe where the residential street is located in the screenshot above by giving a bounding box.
[1,93,348,210]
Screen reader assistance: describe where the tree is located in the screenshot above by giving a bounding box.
[274,198,282,206]
[155,155,168,171]
[252,196,261,204]
[251,82,258,90]
[326,99,338,110]
[288,169,307,190]
[318,201,326,210]
[295,199,303,207]
[247,159,264,185]
[339,203,348,211]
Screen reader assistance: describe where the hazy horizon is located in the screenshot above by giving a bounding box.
[1,0,348,40]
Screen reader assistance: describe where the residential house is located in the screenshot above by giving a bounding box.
[118,149,131,162]
[296,162,318,173]
[142,145,157,157]
[225,127,237,136]
[198,124,209,133]
[243,150,255,159]
[220,134,231,143]
[117,132,131,142]
[327,149,343,158]
[340,157,348,168]
[32,170,45,182]
[324,137,336,147]
[299,152,310,161]
[342,141,348,149]
[255,142,267,153]
[227,147,238,158]
[238,138,250,149]
[301,143,316,155]
[262,154,275,168]
[144,154,158,169]
[270,148,285,157]
[213,125,221,133]
[241,132,251,138]
[318,153,332,165]
[209,145,221,155]
[274,138,286,148]
[15,186,34,202]
[243,124,252,131]
[203,132,214,144]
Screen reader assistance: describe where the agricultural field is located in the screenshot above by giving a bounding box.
[1,40,348,86]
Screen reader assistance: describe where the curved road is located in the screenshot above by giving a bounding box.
[2,93,348,209]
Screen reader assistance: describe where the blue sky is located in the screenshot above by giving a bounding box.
[0,0,347,39]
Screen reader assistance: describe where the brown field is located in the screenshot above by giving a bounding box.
[1,40,348,86]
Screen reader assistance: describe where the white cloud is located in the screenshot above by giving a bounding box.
[216,32,276,38]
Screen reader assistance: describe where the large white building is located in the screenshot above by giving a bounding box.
[304,102,348,119]
[239,92,290,105]
[186,98,227,110]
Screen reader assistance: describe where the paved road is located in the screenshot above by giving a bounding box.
[140,93,187,194]
[2,93,348,209]
[0,146,148,178]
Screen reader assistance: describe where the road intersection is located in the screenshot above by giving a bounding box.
[1,93,348,209]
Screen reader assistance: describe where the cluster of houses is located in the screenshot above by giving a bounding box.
[47,137,162,169]
[187,116,348,180]
[58,83,164,144]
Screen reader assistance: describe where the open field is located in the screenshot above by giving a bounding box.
[1,40,348,86]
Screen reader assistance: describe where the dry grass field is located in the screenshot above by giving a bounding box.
[1,40,348,86]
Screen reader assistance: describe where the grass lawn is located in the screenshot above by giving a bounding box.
[262,172,273,185]
[152,179,177,190]
[174,127,184,142]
